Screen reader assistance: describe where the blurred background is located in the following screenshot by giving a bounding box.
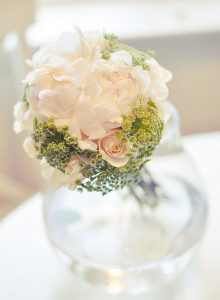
[0,0,220,218]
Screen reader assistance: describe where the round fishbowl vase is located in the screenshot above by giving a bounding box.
[43,105,208,295]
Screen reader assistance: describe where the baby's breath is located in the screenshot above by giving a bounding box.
[33,119,80,172]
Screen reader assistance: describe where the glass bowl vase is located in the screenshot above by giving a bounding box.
[43,104,208,295]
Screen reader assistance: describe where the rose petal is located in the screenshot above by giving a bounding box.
[99,135,129,167]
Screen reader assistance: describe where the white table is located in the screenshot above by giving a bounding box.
[0,132,220,300]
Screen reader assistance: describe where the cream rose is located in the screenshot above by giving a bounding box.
[99,134,129,167]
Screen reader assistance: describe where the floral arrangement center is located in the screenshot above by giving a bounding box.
[14,27,172,194]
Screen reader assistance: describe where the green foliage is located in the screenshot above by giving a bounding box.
[78,98,163,194]
[78,159,140,195]
[33,119,80,172]
[103,34,155,70]
[31,98,163,195]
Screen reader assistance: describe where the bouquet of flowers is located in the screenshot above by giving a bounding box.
[14,28,172,194]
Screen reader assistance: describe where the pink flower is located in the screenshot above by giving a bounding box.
[99,133,129,167]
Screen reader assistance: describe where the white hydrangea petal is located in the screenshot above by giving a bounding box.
[83,30,106,49]
[45,56,70,69]
[39,85,77,119]
[76,27,93,58]
[163,68,172,82]
[76,96,106,139]
[134,65,151,93]
[71,58,89,87]
[94,101,122,124]
[53,119,69,127]
[150,80,169,101]
[56,30,82,56]
[13,102,33,133]
[41,159,54,179]
[38,89,61,118]
[157,100,172,124]
[23,137,37,158]
[13,101,26,121]
[68,115,81,140]
[110,51,132,66]
[147,57,172,83]
[41,158,82,190]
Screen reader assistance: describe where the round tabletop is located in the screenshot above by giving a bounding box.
[0,132,220,300]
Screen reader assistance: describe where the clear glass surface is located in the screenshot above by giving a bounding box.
[43,104,208,295]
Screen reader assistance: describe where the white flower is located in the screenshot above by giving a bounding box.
[83,59,139,132]
[133,57,172,103]
[13,101,33,133]
[41,158,83,190]
[25,51,141,145]
[23,137,38,158]
[18,29,172,147]
[25,56,89,129]
[31,27,106,68]
[110,50,133,66]
[38,85,78,122]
